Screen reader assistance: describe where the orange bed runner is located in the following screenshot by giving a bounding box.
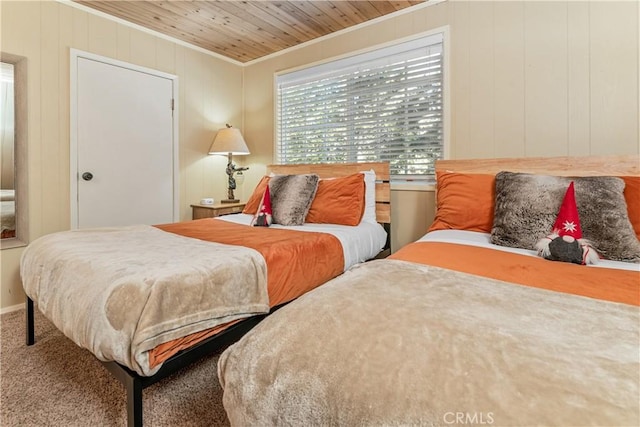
[149,219,344,367]
[390,241,640,306]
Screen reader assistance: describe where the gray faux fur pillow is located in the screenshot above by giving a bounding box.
[491,171,640,263]
[268,174,320,226]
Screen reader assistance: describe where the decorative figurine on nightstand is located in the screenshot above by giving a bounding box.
[225,161,249,202]
[208,123,251,203]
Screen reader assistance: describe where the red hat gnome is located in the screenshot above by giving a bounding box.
[251,186,272,227]
[535,182,599,265]
[552,181,582,239]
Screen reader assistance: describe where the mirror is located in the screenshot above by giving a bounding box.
[1,62,15,239]
[1,52,28,249]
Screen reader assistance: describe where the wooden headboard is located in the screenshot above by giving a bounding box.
[435,154,639,177]
[266,162,391,225]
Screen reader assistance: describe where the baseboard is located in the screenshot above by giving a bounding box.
[0,302,25,315]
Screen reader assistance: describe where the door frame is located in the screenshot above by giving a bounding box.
[69,48,179,229]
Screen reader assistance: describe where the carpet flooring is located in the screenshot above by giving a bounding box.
[0,308,231,426]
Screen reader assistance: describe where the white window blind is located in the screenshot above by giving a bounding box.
[276,33,444,179]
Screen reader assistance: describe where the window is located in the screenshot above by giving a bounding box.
[276,32,445,180]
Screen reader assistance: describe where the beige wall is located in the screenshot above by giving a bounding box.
[1,0,638,310]
[242,0,639,251]
[0,0,244,310]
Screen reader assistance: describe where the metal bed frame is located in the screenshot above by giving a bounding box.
[26,296,269,427]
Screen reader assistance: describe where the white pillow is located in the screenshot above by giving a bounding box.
[360,170,376,223]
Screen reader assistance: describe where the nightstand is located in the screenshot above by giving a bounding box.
[191,202,246,219]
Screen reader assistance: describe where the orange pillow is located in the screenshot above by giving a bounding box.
[306,173,365,226]
[242,175,270,214]
[621,176,640,240]
[428,171,496,233]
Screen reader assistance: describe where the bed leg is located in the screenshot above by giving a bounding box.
[124,375,143,427]
[26,296,34,346]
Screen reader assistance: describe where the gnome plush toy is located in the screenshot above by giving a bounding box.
[251,186,272,227]
[535,182,599,265]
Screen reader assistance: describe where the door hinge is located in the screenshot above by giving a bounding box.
[170,99,175,111]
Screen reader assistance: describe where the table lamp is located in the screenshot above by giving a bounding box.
[208,124,250,203]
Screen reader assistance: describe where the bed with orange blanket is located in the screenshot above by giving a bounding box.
[217,155,640,426]
[21,161,391,427]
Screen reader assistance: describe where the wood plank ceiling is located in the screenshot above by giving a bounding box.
[74,1,427,63]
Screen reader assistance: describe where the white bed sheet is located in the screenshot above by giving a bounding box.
[217,213,387,271]
[420,230,639,272]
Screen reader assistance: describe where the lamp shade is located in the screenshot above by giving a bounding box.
[208,126,250,155]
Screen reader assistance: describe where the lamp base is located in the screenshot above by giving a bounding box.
[221,199,240,204]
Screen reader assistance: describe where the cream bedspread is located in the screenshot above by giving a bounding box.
[218,259,640,426]
[21,225,269,376]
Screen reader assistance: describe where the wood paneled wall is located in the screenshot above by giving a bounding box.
[450,1,638,159]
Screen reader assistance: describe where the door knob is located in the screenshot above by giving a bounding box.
[82,172,94,181]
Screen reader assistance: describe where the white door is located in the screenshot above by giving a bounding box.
[71,51,178,229]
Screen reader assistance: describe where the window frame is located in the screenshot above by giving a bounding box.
[273,27,450,183]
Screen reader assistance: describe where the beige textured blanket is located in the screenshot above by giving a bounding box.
[21,225,268,376]
[218,259,640,426]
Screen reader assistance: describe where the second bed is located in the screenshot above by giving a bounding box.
[217,155,640,426]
